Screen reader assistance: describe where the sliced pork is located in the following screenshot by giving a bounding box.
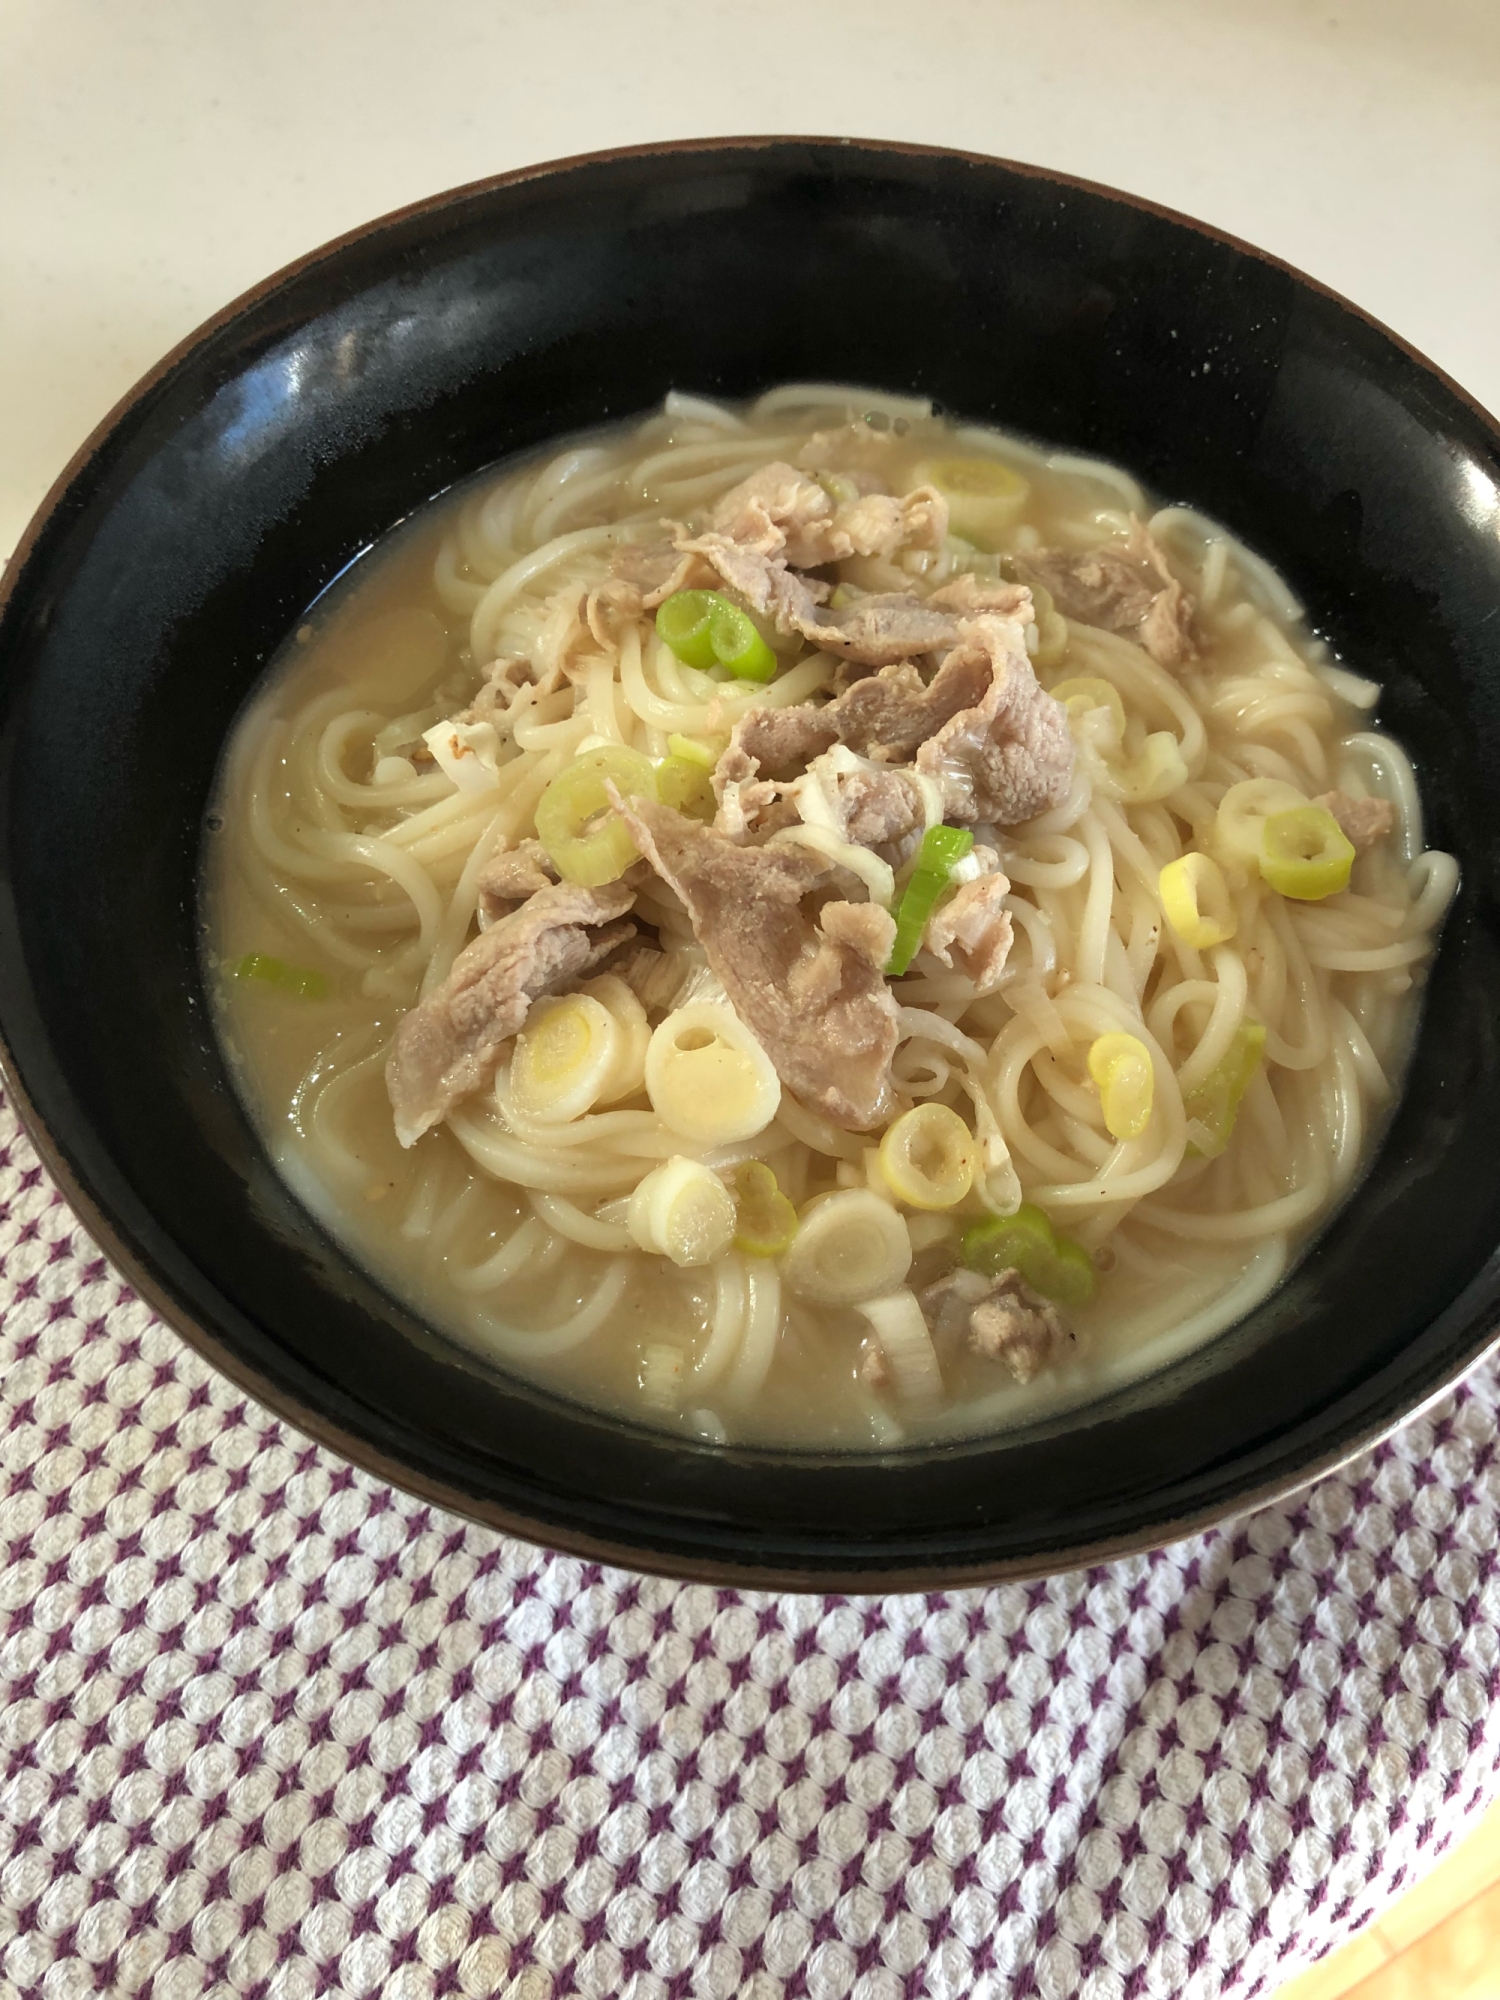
[608,793,899,1131]
[453,654,566,730]
[927,574,1033,619]
[923,867,1014,993]
[386,879,636,1147]
[713,611,1072,839]
[919,1267,1074,1383]
[913,614,1075,825]
[801,592,966,668]
[1315,788,1398,851]
[583,541,718,647]
[674,460,949,651]
[474,838,557,925]
[1019,519,1194,668]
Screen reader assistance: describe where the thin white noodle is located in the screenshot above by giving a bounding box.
[725,1262,782,1403]
[530,1191,634,1251]
[692,1256,749,1390]
[468,1260,631,1359]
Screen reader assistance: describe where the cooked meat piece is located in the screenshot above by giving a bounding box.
[919,1267,991,1343]
[1315,788,1398,851]
[475,839,557,927]
[673,524,831,631]
[612,538,713,608]
[859,1334,891,1388]
[717,703,840,789]
[914,615,1075,825]
[386,880,636,1147]
[926,574,1033,619]
[713,613,1072,834]
[831,646,997,762]
[1136,580,1195,669]
[827,763,927,849]
[711,646,991,838]
[608,794,899,1131]
[968,1274,1073,1383]
[795,420,900,478]
[713,773,793,843]
[919,1266,1073,1384]
[800,592,965,667]
[705,460,947,571]
[771,743,930,852]
[454,655,565,729]
[924,866,1014,992]
[817,899,898,965]
[476,838,556,900]
[708,462,826,561]
[584,541,717,643]
[675,461,948,646]
[1019,519,1194,668]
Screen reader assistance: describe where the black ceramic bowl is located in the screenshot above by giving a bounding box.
[3,139,1499,1588]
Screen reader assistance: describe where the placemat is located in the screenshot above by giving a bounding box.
[2,1082,1497,2000]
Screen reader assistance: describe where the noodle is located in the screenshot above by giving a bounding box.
[205,387,1455,1449]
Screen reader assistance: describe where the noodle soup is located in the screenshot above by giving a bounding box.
[204,384,1456,1448]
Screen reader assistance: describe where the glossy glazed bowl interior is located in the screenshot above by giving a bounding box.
[2,140,1499,1588]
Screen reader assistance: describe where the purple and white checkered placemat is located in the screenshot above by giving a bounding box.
[2,1083,1498,2000]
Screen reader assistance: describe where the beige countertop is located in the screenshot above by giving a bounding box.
[2,0,1498,561]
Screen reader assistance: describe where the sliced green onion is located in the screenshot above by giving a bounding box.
[654,755,716,821]
[656,590,778,683]
[655,590,719,670]
[535,744,655,886]
[960,1200,1095,1310]
[916,456,1030,548]
[731,1161,799,1257]
[1258,806,1355,901]
[234,953,328,1000]
[1184,1021,1267,1159]
[885,825,975,976]
[709,600,778,682]
[666,731,721,769]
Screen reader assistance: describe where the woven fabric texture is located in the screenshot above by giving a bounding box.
[2,1085,1498,2000]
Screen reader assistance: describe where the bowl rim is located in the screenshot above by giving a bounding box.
[2,133,1498,1589]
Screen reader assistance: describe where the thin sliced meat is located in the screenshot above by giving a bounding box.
[802,576,1034,671]
[715,706,841,797]
[816,754,929,849]
[386,880,636,1147]
[675,460,948,647]
[608,793,899,1131]
[817,899,898,965]
[584,540,716,643]
[714,612,1072,832]
[611,538,714,608]
[919,1267,1073,1383]
[795,421,900,478]
[927,574,1033,619]
[1315,788,1398,851]
[672,524,830,631]
[475,839,557,926]
[924,866,1014,992]
[800,592,964,667]
[706,460,947,571]
[830,645,998,762]
[914,616,1075,825]
[1019,519,1194,668]
[454,655,566,730]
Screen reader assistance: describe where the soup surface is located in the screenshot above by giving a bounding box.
[205,384,1456,1447]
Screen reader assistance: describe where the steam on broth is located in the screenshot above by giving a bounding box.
[204,384,1457,1448]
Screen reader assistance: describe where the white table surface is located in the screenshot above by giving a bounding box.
[2,0,1498,563]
